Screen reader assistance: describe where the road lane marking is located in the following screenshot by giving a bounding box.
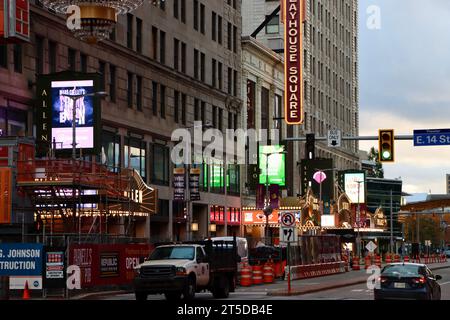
[351,289,364,292]
[439,281,450,285]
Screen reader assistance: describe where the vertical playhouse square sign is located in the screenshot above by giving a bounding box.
[284,0,303,125]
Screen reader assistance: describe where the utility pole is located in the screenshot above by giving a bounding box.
[356,180,363,259]
[390,189,394,254]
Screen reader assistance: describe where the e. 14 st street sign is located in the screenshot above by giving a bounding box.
[414,129,450,146]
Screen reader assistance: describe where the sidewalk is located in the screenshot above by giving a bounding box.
[265,261,450,296]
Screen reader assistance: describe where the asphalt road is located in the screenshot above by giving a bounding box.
[98,267,450,301]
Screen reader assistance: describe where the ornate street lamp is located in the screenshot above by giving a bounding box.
[40,0,145,43]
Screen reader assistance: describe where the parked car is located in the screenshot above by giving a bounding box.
[374,263,442,300]
[445,249,450,258]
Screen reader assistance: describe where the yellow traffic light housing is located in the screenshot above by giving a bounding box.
[378,129,395,162]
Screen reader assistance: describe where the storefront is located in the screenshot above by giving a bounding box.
[209,205,241,237]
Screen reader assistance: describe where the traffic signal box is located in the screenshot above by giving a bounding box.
[305,133,315,160]
[378,129,395,162]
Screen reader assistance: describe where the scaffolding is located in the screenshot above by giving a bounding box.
[16,158,157,240]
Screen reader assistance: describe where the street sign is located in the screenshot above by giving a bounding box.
[413,129,450,146]
[280,212,296,227]
[280,227,297,243]
[366,241,377,253]
[327,129,341,147]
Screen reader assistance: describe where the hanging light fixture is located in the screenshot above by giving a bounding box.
[40,0,145,44]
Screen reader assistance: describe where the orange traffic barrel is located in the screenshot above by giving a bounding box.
[240,263,253,287]
[375,255,382,268]
[352,257,360,271]
[364,256,371,269]
[385,254,392,264]
[403,256,410,263]
[252,265,263,285]
[263,262,274,283]
[394,255,400,263]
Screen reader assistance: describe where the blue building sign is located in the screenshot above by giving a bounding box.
[0,243,43,276]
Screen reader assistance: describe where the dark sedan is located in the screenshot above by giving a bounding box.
[374,263,442,300]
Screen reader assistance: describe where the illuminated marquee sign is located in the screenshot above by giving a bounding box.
[0,0,30,42]
[284,0,303,125]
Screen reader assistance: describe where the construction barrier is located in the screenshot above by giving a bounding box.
[22,281,30,300]
[252,265,263,285]
[240,263,253,287]
[404,256,410,263]
[394,255,400,263]
[352,257,360,271]
[375,255,382,268]
[263,262,274,284]
[364,256,371,269]
[385,254,392,264]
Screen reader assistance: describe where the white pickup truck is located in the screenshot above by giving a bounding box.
[133,239,239,300]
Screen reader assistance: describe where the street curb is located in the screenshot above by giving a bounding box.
[267,263,450,297]
[72,290,133,300]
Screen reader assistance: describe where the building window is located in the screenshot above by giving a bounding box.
[152,26,158,60]
[152,81,158,116]
[194,49,199,79]
[173,0,179,19]
[181,42,186,73]
[233,70,238,96]
[180,0,186,23]
[173,38,179,71]
[227,22,232,50]
[100,130,120,172]
[160,85,166,118]
[160,30,166,64]
[200,4,205,34]
[218,62,223,90]
[233,25,238,53]
[212,105,217,128]
[136,17,142,53]
[109,64,116,102]
[200,52,205,82]
[201,101,206,124]
[194,99,200,121]
[211,59,216,87]
[67,48,76,71]
[125,137,146,181]
[48,41,57,73]
[152,144,170,185]
[212,11,216,41]
[0,45,7,69]
[35,37,44,74]
[99,60,106,91]
[218,108,223,132]
[265,15,279,34]
[127,72,134,108]
[127,14,133,49]
[193,0,198,31]
[80,53,88,73]
[13,44,22,73]
[174,90,179,123]
[136,75,143,111]
[218,16,223,45]
[227,67,232,95]
[181,93,186,125]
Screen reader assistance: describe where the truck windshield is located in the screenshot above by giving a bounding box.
[149,246,195,260]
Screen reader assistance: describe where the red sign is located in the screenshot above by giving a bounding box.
[69,243,154,288]
[284,0,303,124]
[0,167,12,224]
[1,0,30,43]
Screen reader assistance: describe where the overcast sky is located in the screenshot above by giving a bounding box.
[358,0,450,194]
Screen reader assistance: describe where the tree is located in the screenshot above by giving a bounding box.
[367,147,384,178]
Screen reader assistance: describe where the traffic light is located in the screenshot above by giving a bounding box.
[378,129,395,162]
[305,133,315,159]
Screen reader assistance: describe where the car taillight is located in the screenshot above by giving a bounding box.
[378,276,388,283]
[412,276,426,284]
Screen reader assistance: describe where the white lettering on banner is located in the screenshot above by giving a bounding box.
[66,265,81,290]
[0,261,36,270]
[126,257,140,270]
[6,249,41,258]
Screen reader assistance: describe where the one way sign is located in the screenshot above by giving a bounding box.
[327,129,341,147]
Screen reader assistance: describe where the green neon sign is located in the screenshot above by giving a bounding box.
[259,145,285,186]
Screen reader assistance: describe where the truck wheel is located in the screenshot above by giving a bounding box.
[165,292,181,301]
[212,278,230,299]
[183,277,196,300]
[135,292,148,301]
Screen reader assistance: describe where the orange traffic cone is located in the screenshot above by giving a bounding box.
[22,281,30,300]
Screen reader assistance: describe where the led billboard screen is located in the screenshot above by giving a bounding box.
[51,80,95,150]
[259,145,285,186]
[344,172,366,204]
